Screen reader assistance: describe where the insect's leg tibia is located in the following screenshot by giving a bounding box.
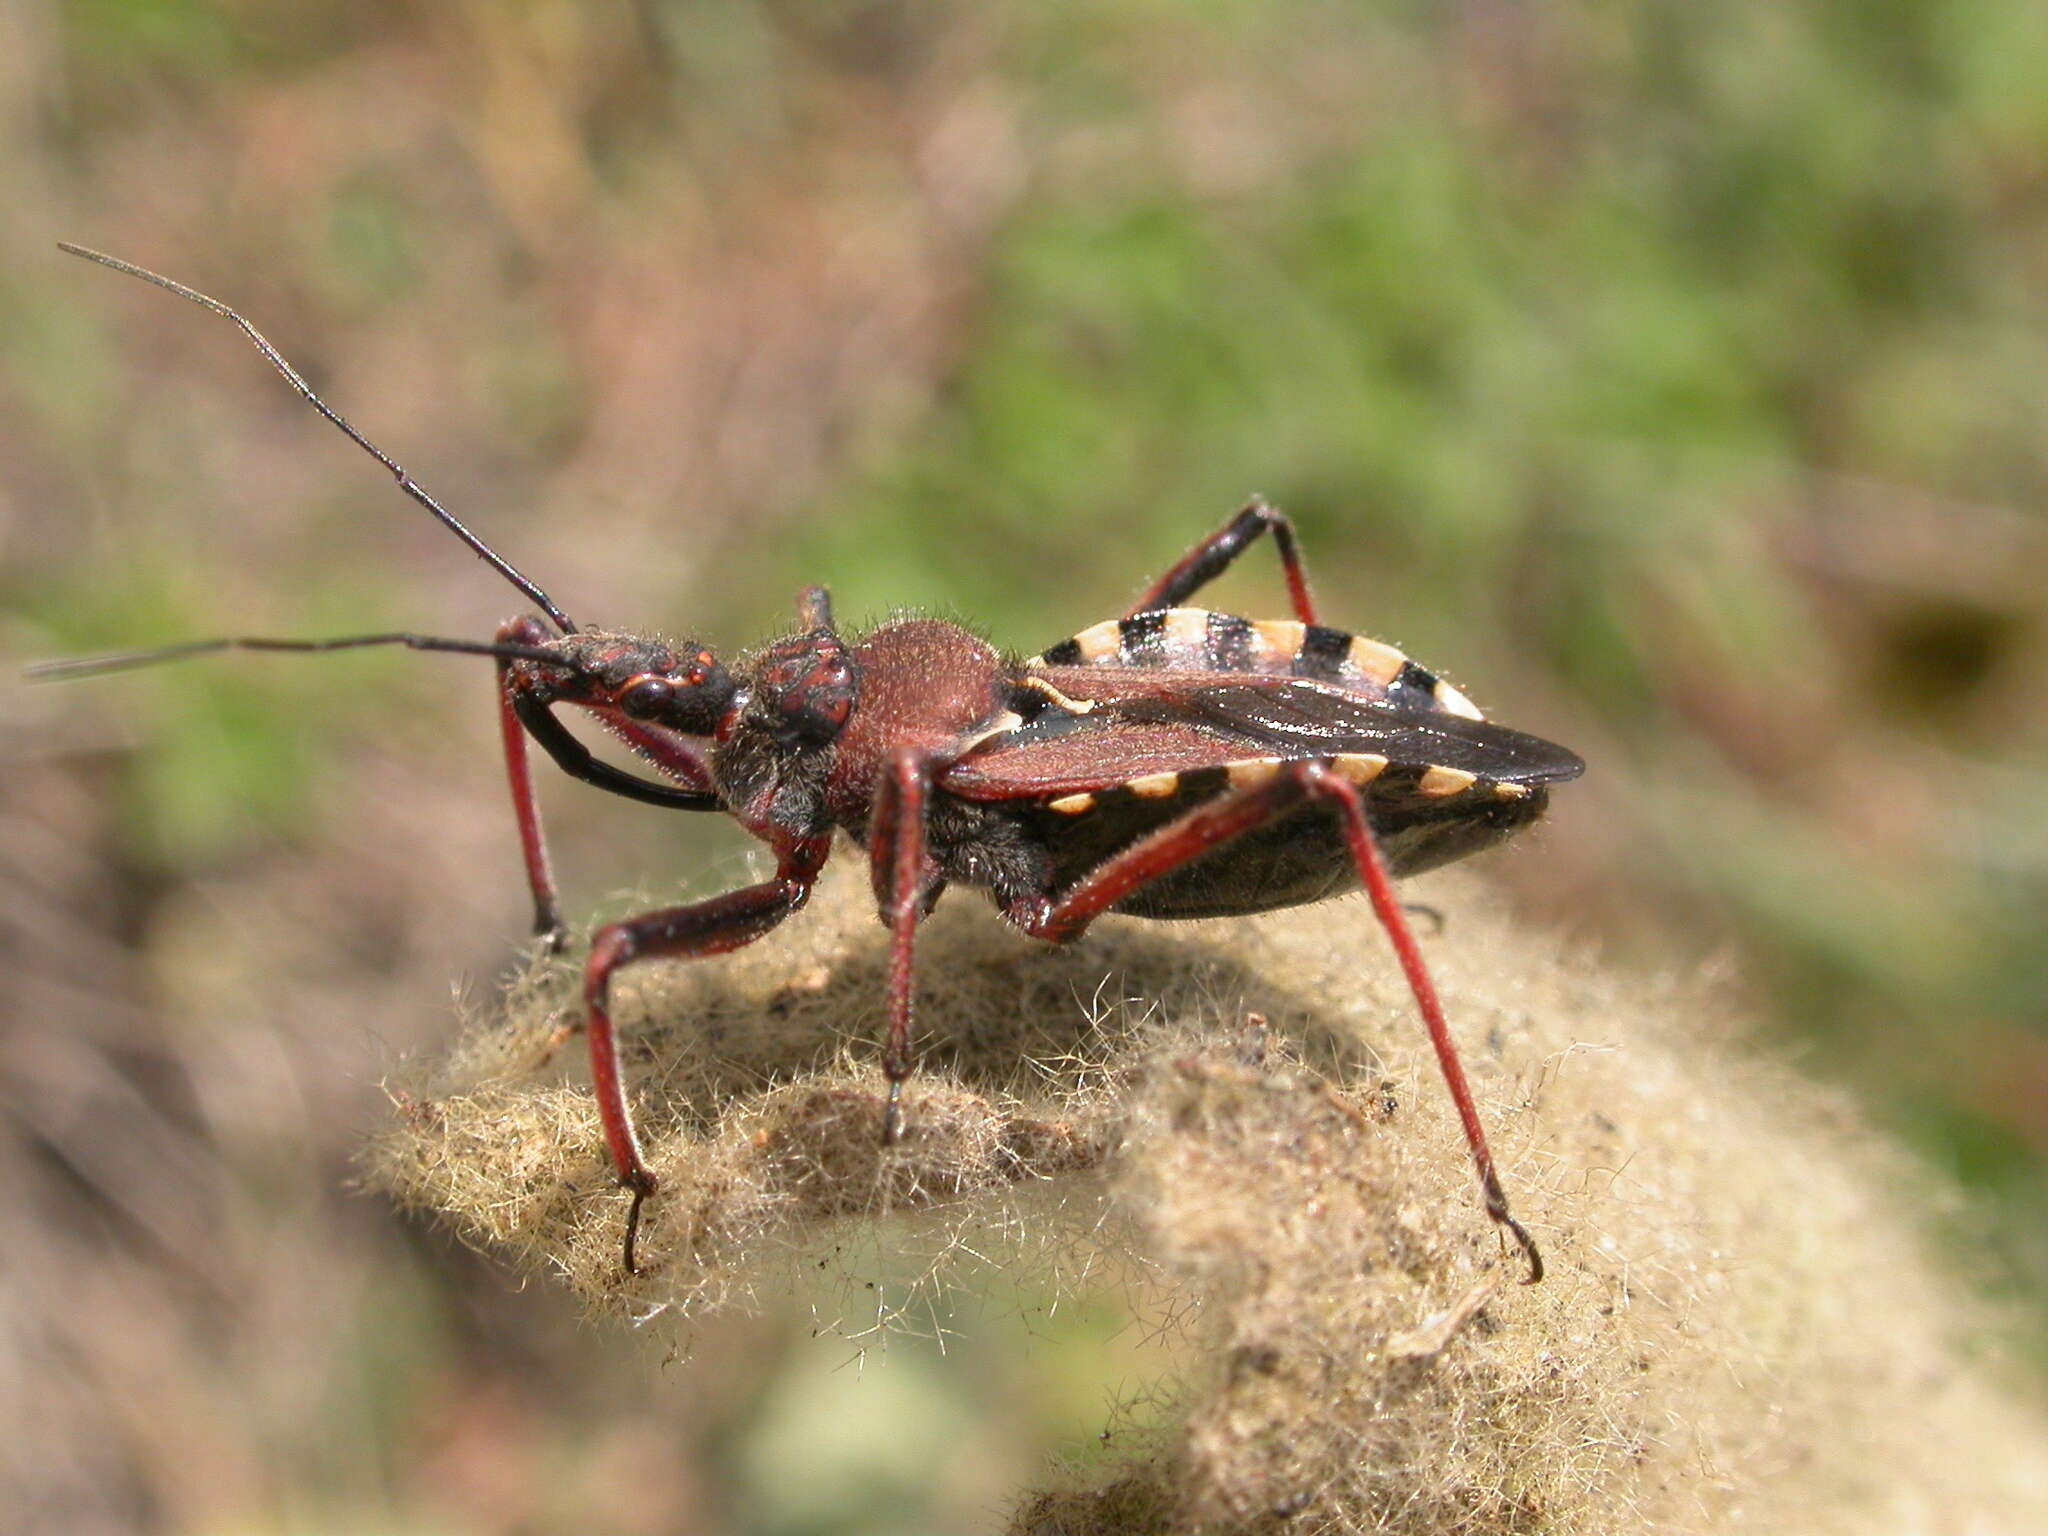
[583,872,819,1273]
[1299,763,1543,1284]
[496,617,567,950]
[1479,1168,1542,1282]
[869,750,935,1145]
[1125,498,1319,624]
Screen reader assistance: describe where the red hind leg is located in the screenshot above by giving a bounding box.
[1302,764,1542,1281]
[1126,498,1320,624]
[1009,762,1542,1281]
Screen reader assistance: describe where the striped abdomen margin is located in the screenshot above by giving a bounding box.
[1028,607,1484,721]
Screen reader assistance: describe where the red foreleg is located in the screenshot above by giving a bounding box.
[495,617,566,948]
[494,619,724,951]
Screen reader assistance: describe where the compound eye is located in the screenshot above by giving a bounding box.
[618,676,674,719]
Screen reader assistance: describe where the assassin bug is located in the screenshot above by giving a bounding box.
[37,244,1584,1282]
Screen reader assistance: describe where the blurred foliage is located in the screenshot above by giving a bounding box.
[3,0,2046,1531]
[771,0,2048,1284]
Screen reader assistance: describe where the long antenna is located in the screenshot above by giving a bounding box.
[59,242,578,636]
[26,632,580,683]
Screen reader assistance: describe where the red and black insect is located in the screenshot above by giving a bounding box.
[38,245,1584,1281]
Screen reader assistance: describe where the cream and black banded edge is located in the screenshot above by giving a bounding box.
[1028,607,1484,721]
[1040,752,1525,816]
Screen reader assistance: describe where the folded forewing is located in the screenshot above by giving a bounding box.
[940,678,1582,801]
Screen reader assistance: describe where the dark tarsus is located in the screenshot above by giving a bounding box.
[39,247,1585,1282]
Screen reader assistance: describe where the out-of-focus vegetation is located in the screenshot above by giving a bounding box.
[2,2,2044,1532]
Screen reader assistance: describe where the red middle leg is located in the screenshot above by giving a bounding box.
[867,749,937,1143]
[1008,770,1312,943]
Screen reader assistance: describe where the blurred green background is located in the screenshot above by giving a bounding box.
[2,1,2045,1531]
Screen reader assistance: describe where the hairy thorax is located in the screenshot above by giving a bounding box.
[825,619,1012,825]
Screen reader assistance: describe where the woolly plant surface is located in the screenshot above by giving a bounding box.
[366,863,2048,1534]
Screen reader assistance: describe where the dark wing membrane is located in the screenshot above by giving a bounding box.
[1182,684,1585,786]
[940,678,1582,800]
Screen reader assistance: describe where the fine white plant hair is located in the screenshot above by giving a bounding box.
[367,866,2048,1534]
